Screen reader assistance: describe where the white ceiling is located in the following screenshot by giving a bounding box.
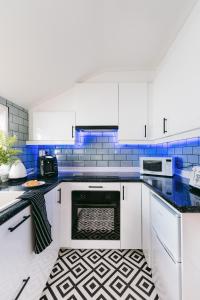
[0,0,197,108]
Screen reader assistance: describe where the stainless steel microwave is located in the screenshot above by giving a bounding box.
[140,157,175,177]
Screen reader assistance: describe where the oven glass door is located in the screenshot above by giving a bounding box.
[143,160,162,172]
[72,191,120,240]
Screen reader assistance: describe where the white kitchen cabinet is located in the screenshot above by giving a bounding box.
[118,83,148,143]
[121,183,142,249]
[72,83,118,126]
[141,184,152,267]
[29,111,76,144]
[0,206,33,300]
[21,186,61,300]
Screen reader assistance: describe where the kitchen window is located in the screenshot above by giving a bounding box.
[0,104,8,133]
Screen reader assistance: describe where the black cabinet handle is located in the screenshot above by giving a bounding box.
[8,215,31,232]
[163,118,167,134]
[144,125,147,138]
[72,126,74,138]
[57,188,61,204]
[122,186,125,200]
[15,277,30,300]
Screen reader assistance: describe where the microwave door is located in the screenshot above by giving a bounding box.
[143,160,162,172]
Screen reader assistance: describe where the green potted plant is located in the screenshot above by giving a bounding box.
[0,131,21,182]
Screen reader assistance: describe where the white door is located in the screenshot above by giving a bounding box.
[121,183,142,249]
[141,184,151,267]
[151,229,181,300]
[32,111,75,143]
[0,207,32,300]
[118,83,148,143]
[73,83,118,126]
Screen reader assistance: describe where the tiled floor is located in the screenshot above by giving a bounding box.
[40,249,159,300]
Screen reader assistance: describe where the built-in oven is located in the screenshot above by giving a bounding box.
[71,190,120,240]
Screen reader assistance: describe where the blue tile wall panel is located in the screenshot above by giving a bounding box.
[24,131,200,173]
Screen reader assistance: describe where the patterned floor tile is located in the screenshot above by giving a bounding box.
[40,249,159,300]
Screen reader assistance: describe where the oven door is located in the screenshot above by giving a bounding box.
[143,159,163,174]
[72,191,120,240]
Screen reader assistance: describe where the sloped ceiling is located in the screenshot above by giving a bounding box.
[0,0,197,108]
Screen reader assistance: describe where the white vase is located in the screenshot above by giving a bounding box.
[0,164,10,182]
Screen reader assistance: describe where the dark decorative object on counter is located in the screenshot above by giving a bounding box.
[38,150,58,178]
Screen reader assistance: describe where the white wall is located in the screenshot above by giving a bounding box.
[30,70,154,112]
[151,0,200,138]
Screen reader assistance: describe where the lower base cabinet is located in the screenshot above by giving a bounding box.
[0,206,32,300]
[0,186,61,300]
[120,183,142,249]
[20,186,61,300]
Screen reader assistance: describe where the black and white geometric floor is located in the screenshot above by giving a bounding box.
[40,249,159,300]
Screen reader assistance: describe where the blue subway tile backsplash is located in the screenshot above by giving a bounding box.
[24,130,200,173]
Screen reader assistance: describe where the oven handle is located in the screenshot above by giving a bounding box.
[88,185,103,189]
[73,203,118,208]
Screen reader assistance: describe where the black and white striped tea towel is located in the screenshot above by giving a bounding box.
[19,191,52,254]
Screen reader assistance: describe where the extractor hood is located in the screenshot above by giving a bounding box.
[75,126,118,131]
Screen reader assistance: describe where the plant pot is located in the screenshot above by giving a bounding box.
[0,164,10,182]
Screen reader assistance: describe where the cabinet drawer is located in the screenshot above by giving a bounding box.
[151,194,181,261]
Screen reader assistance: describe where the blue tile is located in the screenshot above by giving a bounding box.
[73,149,85,154]
[73,161,85,167]
[187,155,198,164]
[187,138,199,146]
[97,161,108,167]
[96,137,109,142]
[114,155,126,161]
[96,149,109,155]
[120,161,132,167]
[192,146,200,155]
[90,155,102,161]
[84,149,96,154]
[103,155,114,161]
[84,161,97,167]
[79,155,90,161]
[183,147,193,154]
[175,148,182,155]
[127,155,139,161]
[109,161,121,167]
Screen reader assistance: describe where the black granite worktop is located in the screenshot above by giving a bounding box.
[1,171,200,225]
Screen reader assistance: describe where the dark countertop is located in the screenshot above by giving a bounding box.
[1,171,200,225]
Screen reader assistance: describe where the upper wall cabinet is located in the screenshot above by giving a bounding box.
[28,111,76,144]
[118,83,148,143]
[73,83,118,126]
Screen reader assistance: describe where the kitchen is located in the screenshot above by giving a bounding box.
[0,1,200,299]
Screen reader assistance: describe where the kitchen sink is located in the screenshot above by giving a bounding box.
[0,191,24,212]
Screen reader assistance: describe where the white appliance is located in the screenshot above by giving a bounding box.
[151,194,181,300]
[189,166,200,189]
[140,157,174,177]
[9,160,27,180]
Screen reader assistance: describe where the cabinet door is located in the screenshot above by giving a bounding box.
[0,207,32,300]
[141,184,151,267]
[32,111,75,143]
[118,83,148,143]
[121,183,141,249]
[73,83,118,126]
[21,187,61,300]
